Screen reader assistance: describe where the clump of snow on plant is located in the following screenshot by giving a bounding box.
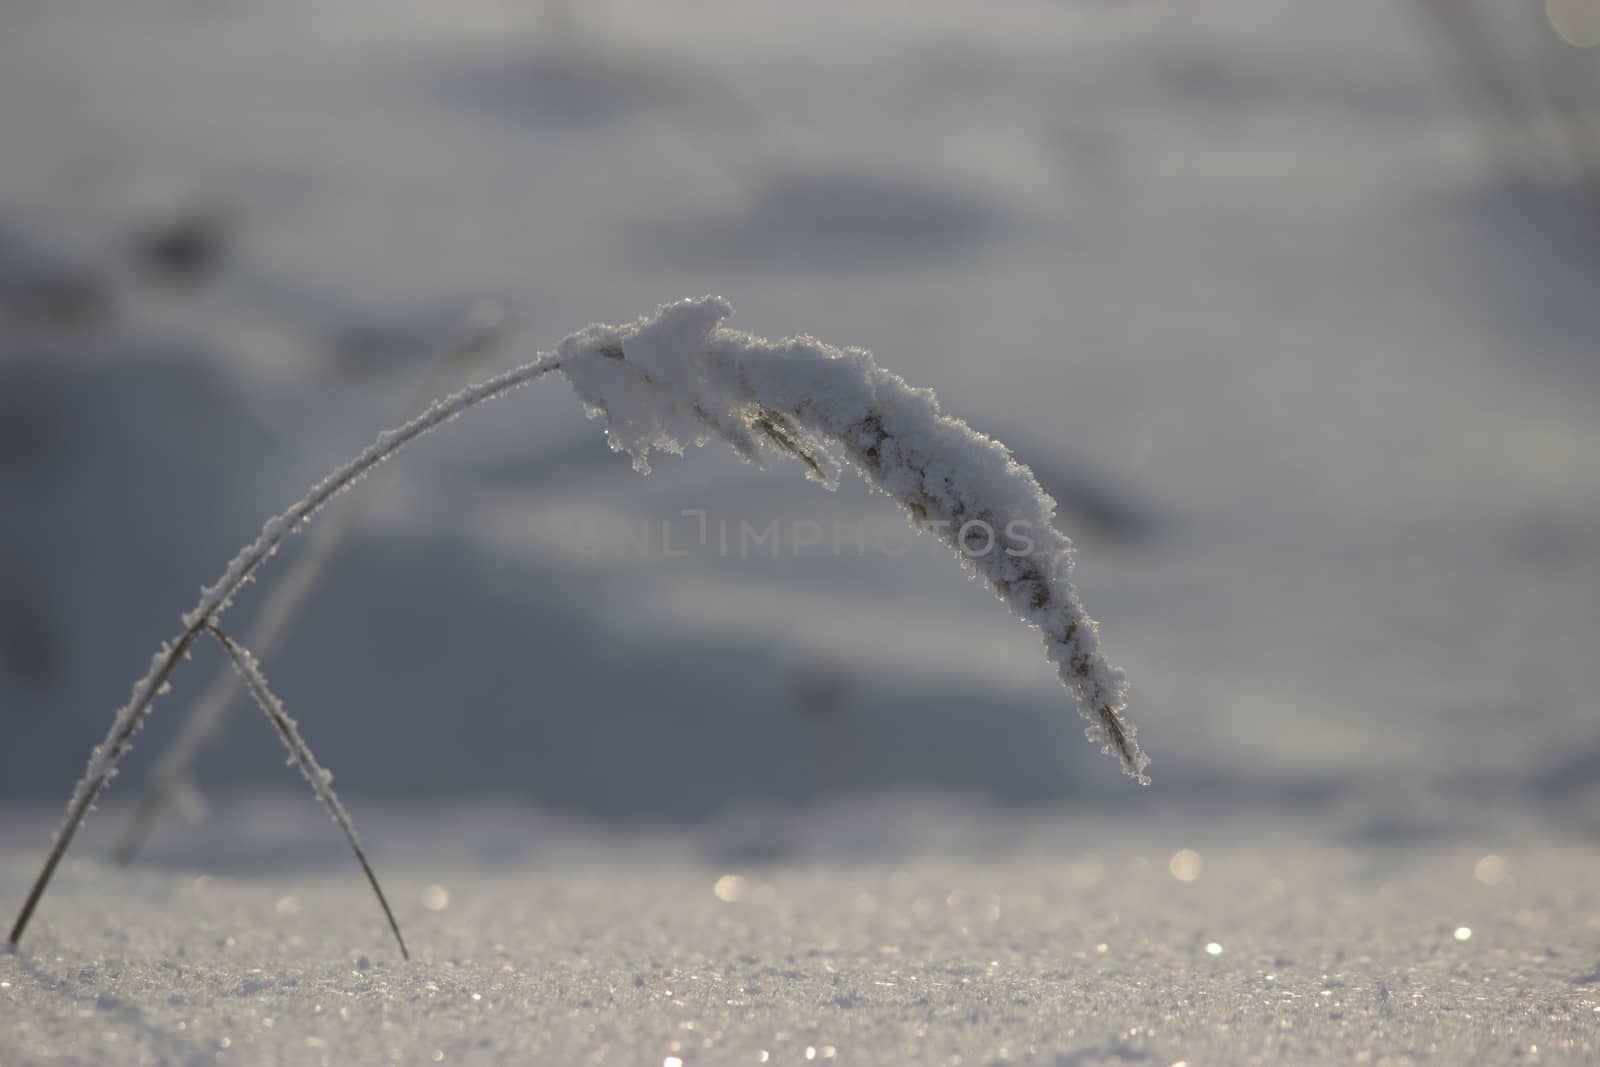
[553,296,1146,780]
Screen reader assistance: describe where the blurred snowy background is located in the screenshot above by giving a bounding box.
[2,0,1599,848]
[7,3,1600,1063]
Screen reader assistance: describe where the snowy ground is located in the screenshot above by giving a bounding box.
[3,0,1599,1062]
[5,799,1600,1066]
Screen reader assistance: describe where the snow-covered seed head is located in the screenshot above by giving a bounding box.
[554,296,1147,781]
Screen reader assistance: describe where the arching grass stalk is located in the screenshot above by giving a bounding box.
[9,296,1144,954]
[111,305,516,865]
[8,355,564,951]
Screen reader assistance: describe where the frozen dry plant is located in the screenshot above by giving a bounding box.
[7,295,1145,957]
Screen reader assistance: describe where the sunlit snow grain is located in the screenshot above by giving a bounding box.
[1168,849,1203,882]
[1474,855,1508,886]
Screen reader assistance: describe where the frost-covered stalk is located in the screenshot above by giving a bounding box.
[7,355,562,949]
[111,306,515,866]
[207,625,408,960]
[108,504,357,866]
[9,295,1142,952]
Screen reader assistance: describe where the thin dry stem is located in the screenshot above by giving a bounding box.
[207,625,408,960]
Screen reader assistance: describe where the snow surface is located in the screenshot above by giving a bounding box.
[3,0,1600,1061]
[4,799,1600,1066]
